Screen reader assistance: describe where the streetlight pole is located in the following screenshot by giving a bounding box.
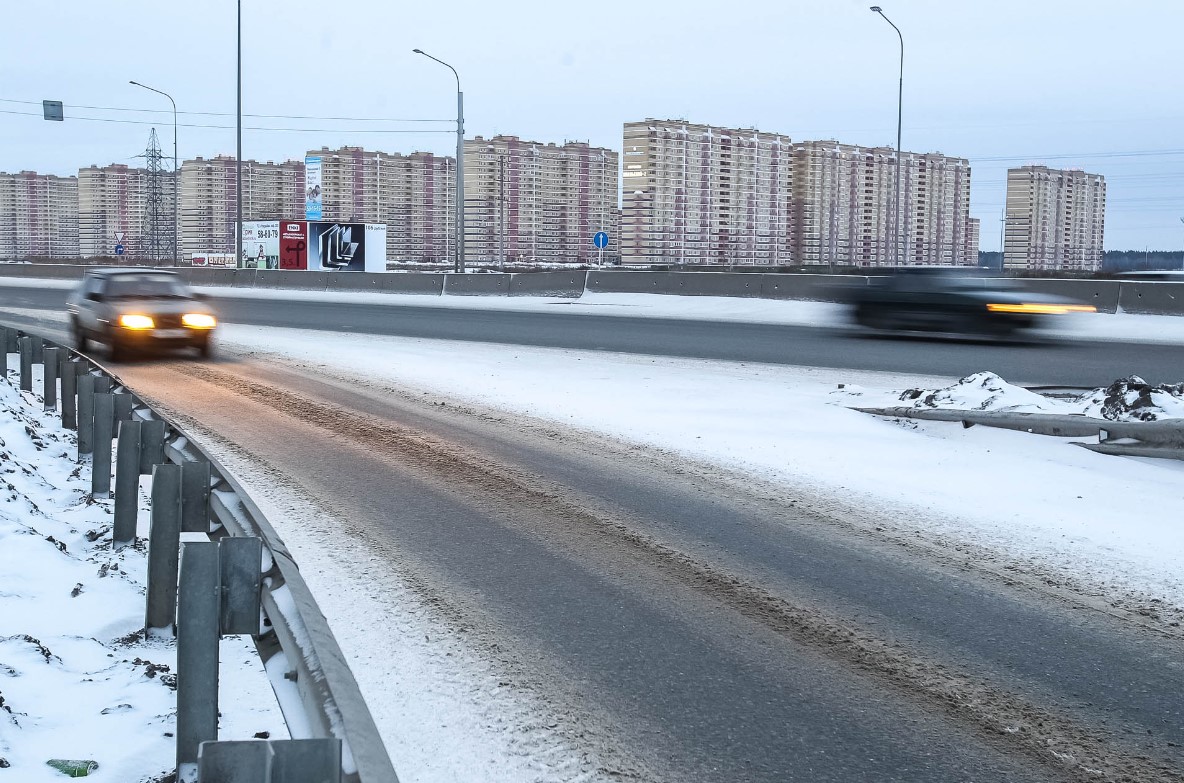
[236,0,243,269]
[129,80,178,264]
[871,6,903,266]
[414,48,465,273]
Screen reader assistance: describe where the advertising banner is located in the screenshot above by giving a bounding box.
[241,221,280,269]
[191,252,235,267]
[305,156,323,220]
[279,221,309,270]
[365,224,388,272]
[307,222,366,272]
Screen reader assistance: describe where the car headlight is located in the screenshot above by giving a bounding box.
[118,314,155,330]
[986,303,1097,315]
[181,313,217,329]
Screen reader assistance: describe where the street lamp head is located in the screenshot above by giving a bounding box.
[870,5,882,11]
[412,48,423,54]
[128,80,140,86]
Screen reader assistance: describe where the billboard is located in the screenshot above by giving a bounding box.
[241,221,280,269]
[305,156,323,220]
[279,221,308,270]
[191,252,235,267]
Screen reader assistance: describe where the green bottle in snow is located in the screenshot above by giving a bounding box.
[46,759,99,777]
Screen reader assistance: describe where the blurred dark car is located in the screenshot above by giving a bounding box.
[847,267,1095,337]
[66,268,217,360]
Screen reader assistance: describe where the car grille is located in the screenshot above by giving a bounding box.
[154,314,183,329]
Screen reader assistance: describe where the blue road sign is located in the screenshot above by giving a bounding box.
[114,244,125,256]
[593,231,609,249]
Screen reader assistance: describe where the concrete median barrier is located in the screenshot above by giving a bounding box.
[1117,281,1184,315]
[444,273,509,296]
[508,271,587,297]
[326,272,386,292]
[1015,279,1120,314]
[585,271,673,294]
[664,272,762,297]
[384,274,445,295]
[232,269,259,288]
[255,270,329,290]
[760,274,860,302]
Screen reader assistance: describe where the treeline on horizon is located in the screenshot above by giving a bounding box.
[978,250,1184,272]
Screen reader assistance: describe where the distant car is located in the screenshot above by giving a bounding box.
[66,268,217,360]
[847,267,1095,337]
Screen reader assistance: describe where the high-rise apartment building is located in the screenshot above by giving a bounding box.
[178,156,305,258]
[306,146,455,263]
[622,120,793,265]
[0,171,79,259]
[793,141,974,266]
[1003,165,1105,271]
[78,164,154,259]
[464,136,619,264]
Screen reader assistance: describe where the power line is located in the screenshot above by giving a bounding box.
[0,97,451,124]
[0,109,453,134]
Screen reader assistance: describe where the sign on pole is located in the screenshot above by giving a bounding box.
[593,231,609,267]
[42,100,64,121]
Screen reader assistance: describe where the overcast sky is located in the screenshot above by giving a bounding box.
[2,0,1181,251]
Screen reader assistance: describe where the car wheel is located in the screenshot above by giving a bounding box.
[108,334,126,362]
[196,337,213,360]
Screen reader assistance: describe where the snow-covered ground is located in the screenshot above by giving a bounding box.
[3,287,1184,782]
[0,365,285,782]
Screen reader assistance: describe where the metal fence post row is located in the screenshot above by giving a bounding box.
[113,420,143,547]
[177,541,220,772]
[76,374,94,458]
[42,347,59,411]
[18,336,32,392]
[91,393,113,497]
[145,463,182,631]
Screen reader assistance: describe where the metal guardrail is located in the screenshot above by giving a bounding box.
[1,325,399,783]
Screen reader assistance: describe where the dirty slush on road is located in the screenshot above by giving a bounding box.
[132,355,1184,783]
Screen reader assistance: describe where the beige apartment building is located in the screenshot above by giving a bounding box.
[465,136,619,264]
[306,146,455,263]
[0,171,79,259]
[622,120,793,264]
[178,156,304,258]
[78,164,164,259]
[1003,165,1105,271]
[790,141,975,266]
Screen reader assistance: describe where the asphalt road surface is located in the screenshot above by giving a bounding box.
[2,281,1183,385]
[3,283,1184,780]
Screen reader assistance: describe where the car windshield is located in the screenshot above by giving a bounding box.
[104,274,190,299]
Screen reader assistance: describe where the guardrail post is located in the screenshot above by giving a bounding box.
[61,359,78,430]
[271,739,343,783]
[91,393,114,497]
[18,336,32,392]
[177,541,220,772]
[76,374,94,458]
[219,537,262,635]
[181,461,212,534]
[114,390,134,429]
[92,375,112,435]
[42,347,59,410]
[197,741,272,782]
[29,335,43,364]
[146,463,182,631]
[140,419,167,475]
[0,327,8,377]
[113,420,142,547]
